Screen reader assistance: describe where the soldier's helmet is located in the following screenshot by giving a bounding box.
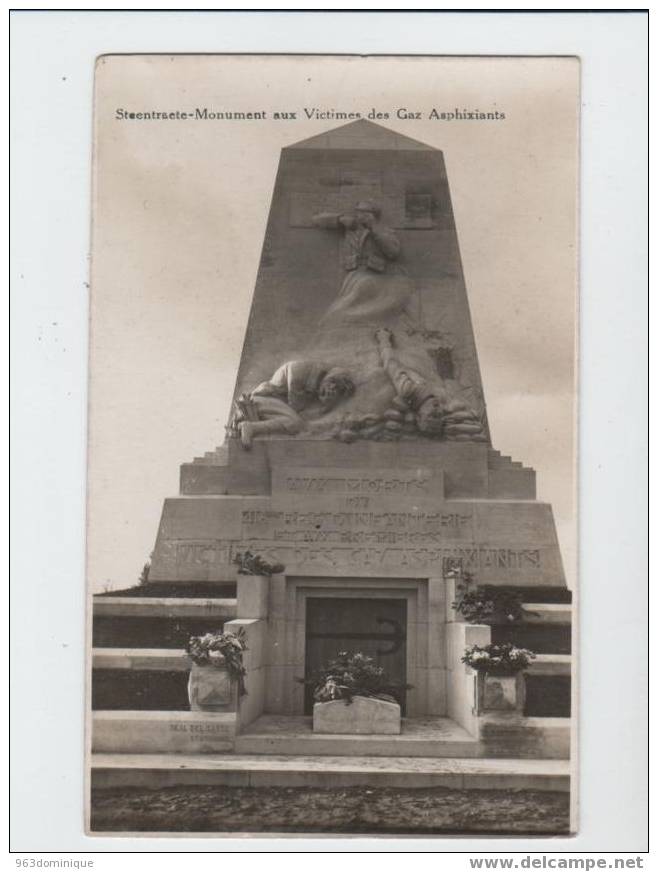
[354,200,381,218]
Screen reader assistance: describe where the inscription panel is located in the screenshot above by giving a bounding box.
[272,466,444,507]
[150,475,565,586]
[228,542,542,573]
[242,508,473,545]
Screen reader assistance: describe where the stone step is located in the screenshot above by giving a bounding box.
[93,597,237,618]
[94,582,237,599]
[235,714,479,758]
[529,654,572,676]
[93,648,190,671]
[492,622,571,654]
[91,751,570,792]
[523,603,572,624]
[488,456,523,468]
[486,456,536,498]
[191,446,230,466]
[510,587,572,604]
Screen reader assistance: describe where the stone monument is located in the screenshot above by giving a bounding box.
[92,121,571,811]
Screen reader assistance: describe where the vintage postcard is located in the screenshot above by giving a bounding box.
[87,54,578,836]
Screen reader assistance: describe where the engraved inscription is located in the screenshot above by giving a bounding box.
[169,722,230,735]
[174,542,230,566]
[228,542,542,571]
[241,508,473,546]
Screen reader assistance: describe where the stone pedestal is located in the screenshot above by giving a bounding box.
[475,672,526,714]
[313,696,401,735]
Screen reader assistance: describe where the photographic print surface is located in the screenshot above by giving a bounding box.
[87,55,578,836]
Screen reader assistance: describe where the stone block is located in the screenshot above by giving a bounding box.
[423,667,448,716]
[264,440,489,499]
[529,654,572,675]
[237,666,265,729]
[313,696,401,735]
[92,597,237,620]
[268,574,287,619]
[223,618,267,728]
[266,618,288,667]
[150,465,567,587]
[427,622,447,670]
[92,648,190,672]
[236,574,270,619]
[224,618,267,669]
[444,575,467,623]
[446,622,491,735]
[446,622,490,671]
[90,752,570,793]
[470,502,566,587]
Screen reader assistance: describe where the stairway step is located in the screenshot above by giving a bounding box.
[529,655,572,676]
[91,751,570,793]
[192,446,229,466]
[93,648,190,671]
[93,597,236,618]
[494,586,572,605]
[95,582,237,599]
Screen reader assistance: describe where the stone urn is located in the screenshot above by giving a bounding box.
[475,671,526,714]
[187,662,235,712]
[313,695,401,735]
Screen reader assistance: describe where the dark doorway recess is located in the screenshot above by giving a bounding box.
[304,597,407,715]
